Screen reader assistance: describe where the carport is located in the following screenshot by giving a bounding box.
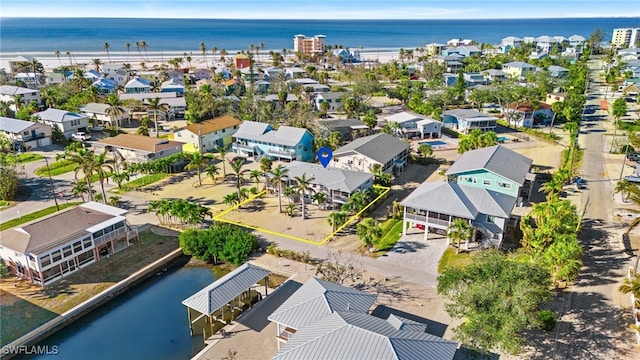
[182,263,271,339]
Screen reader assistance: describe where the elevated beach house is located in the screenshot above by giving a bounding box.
[232,121,315,162]
[503,101,554,128]
[174,115,241,153]
[34,108,89,139]
[96,134,184,164]
[0,116,52,151]
[385,111,442,139]
[0,85,40,112]
[402,145,533,247]
[268,277,457,359]
[79,102,131,127]
[0,202,137,287]
[124,77,152,94]
[283,161,374,205]
[442,109,498,134]
[502,61,538,79]
[331,133,409,174]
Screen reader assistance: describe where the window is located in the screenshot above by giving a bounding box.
[483,179,491,186]
[40,255,51,268]
[63,245,72,258]
[487,215,496,223]
[73,241,82,253]
[52,250,62,262]
[498,182,512,189]
[472,178,477,183]
[297,144,302,149]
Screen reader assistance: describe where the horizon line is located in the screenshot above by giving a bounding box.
[2,15,639,20]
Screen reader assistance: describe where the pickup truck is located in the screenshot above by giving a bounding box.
[71,132,91,141]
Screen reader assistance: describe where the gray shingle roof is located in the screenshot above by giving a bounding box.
[0,116,36,133]
[283,161,373,193]
[268,278,376,330]
[0,85,39,96]
[35,108,86,123]
[79,103,110,114]
[182,263,270,315]
[333,133,409,165]
[233,121,311,147]
[400,182,517,219]
[446,145,533,185]
[272,312,457,360]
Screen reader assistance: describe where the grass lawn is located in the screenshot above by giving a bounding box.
[437,247,476,273]
[372,218,404,255]
[115,173,169,193]
[0,228,181,346]
[0,203,82,231]
[2,153,44,164]
[34,159,75,177]
[0,200,10,208]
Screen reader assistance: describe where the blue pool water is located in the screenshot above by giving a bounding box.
[497,136,508,143]
[420,140,447,146]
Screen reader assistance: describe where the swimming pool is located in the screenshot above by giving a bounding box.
[419,140,447,146]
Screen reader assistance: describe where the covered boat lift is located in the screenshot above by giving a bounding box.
[182,263,271,339]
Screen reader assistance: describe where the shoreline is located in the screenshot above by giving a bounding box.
[1,49,402,73]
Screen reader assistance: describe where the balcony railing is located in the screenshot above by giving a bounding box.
[94,228,127,246]
[23,133,46,141]
[233,143,255,152]
[404,213,451,227]
[269,149,295,158]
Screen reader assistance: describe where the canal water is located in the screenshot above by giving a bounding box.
[24,260,216,360]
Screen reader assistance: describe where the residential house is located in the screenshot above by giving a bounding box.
[283,161,374,204]
[443,45,481,57]
[503,102,554,128]
[463,72,487,87]
[124,77,152,94]
[224,79,245,96]
[0,85,40,111]
[331,133,409,174]
[232,121,315,162]
[447,38,473,47]
[331,48,361,63]
[160,78,185,95]
[174,115,241,153]
[81,69,102,82]
[0,116,52,150]
[262,93,299,107]
[8,55,35,73]
[34,108,89,139]
[502,61,538,79]
[96,134,184,164]
[92,78,117,95]
[385,111,442,139]
[285,67,306,79]
[425,42,447,56]
[442,109,498,133]
[314,92,345,112]
[500,36,523,48]
[317,118,369,143]
[45,72,67,85]
[446,145,534,200]
[262,67,285,80]
[268,277,457,359]
[234,53,250,69]
[482,69,506,83]
[14,72,43,89]
[535,35,561,52]
[547,65,569,78]
[143,97,186,119]
[0,202,137,287]
[190,68,212,81]
[78,102,130,127]
[105,69,128,86]
[568,35,586,48]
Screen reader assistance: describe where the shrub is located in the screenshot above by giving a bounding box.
[538,310,557,331]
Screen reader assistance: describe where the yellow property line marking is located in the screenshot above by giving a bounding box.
[213,186,392,246]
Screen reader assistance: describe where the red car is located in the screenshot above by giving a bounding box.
[415,224,425,230]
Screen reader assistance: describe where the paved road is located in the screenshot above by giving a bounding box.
[540,58,635,359]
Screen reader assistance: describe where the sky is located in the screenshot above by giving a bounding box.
[1,0,639,19]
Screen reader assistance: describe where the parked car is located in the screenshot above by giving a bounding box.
[627,152,639,162]
[71,132,91,141]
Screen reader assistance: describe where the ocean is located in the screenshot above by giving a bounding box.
[1,17,639,56]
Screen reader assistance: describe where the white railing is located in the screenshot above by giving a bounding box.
[94,228,126,246]
[405,213,450,227]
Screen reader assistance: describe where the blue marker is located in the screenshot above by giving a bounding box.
[317,147,332,168]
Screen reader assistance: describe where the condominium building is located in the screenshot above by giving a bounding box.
[293,34,326,59]
[612,28,640,48]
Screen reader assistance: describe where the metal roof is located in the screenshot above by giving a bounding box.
[400,182,517,219]
[443,109,498,122]
[268,278,376,330]
[446,145,533,186]
[333,133,409,166]
[35,108,86,123]
[232,121,311,147]
[283,161,373,193]
[0,116,37,133]
[272,312,457,360]
[0,85,39,96]
[182,263,270,315]
[385,111,423,124]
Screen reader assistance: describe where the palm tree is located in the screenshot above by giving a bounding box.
[54,50,62,66]
[72,182,89,202]
[616,179,635,203]
[92,58,104,72]
[109,195,121,207]
[228,158,248,199]
[125,42,131,60]
[104,93,126,129]
[270,165,289,213]
[147,97,168,138]
[284,203,297,217]
[103,42,111,63]
[293,173,316,220]
[312,192,328,210]
[63,144,97,202]
[447,218,472,254]
[206,163,220,183]
[65,51,73,65]
[186,151,209,186]
[357,217,383,250]
[200,42,209,68]
[619,274,640,304]
[223,193,240,208]
[328,211,349,232]
[215,145,228,178]
[136,126,149,136]
[94,150,115,203]
[140,40,149,61]
[418,143,433,158]
[111,171,130,191]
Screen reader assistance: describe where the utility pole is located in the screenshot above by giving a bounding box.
[44,157,60,211]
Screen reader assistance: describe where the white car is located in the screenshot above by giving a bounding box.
[72,132,91,141]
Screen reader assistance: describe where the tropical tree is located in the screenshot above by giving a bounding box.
[200,42,209,68]
[312,192,328,210]
[110,171,130,191]
[136,126,149,136]
[61,143,97,201]
[223,192,240,208]
[356,217,383,249]
[216,144,228,178]
[228,158,248,199]
[108,195,121,207]
[447,218,471,254]
[72,182,89,202]
[92,58,104,72]
[186,151,209,186]
[206,163,220,183]
[103,42,111,62]
[93,150,115,203]
[328,211,349,232]
[616,179,635,203]
[270,165,289,213]
[619,274,640,302]
[418,143,433,158]
[293,173,316,220]
[284,203,297,217]
[104,93,126,130]
[148,97,168,138]
[458,130,498,154]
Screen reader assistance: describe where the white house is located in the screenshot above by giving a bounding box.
[314,92,346,112]
[503,102,554,128]
[385,111,442,139]
[34,108,89,139]
[442,109,498,133]
[331,133,409,174]
[0,116,53,150]
[0,85,40,111]
[78,102,131,127]
[0,202,137,287]
[124,77,152,94]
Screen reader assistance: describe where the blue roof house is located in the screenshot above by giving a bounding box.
[232,121,315,162]
[92,78,117,95]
